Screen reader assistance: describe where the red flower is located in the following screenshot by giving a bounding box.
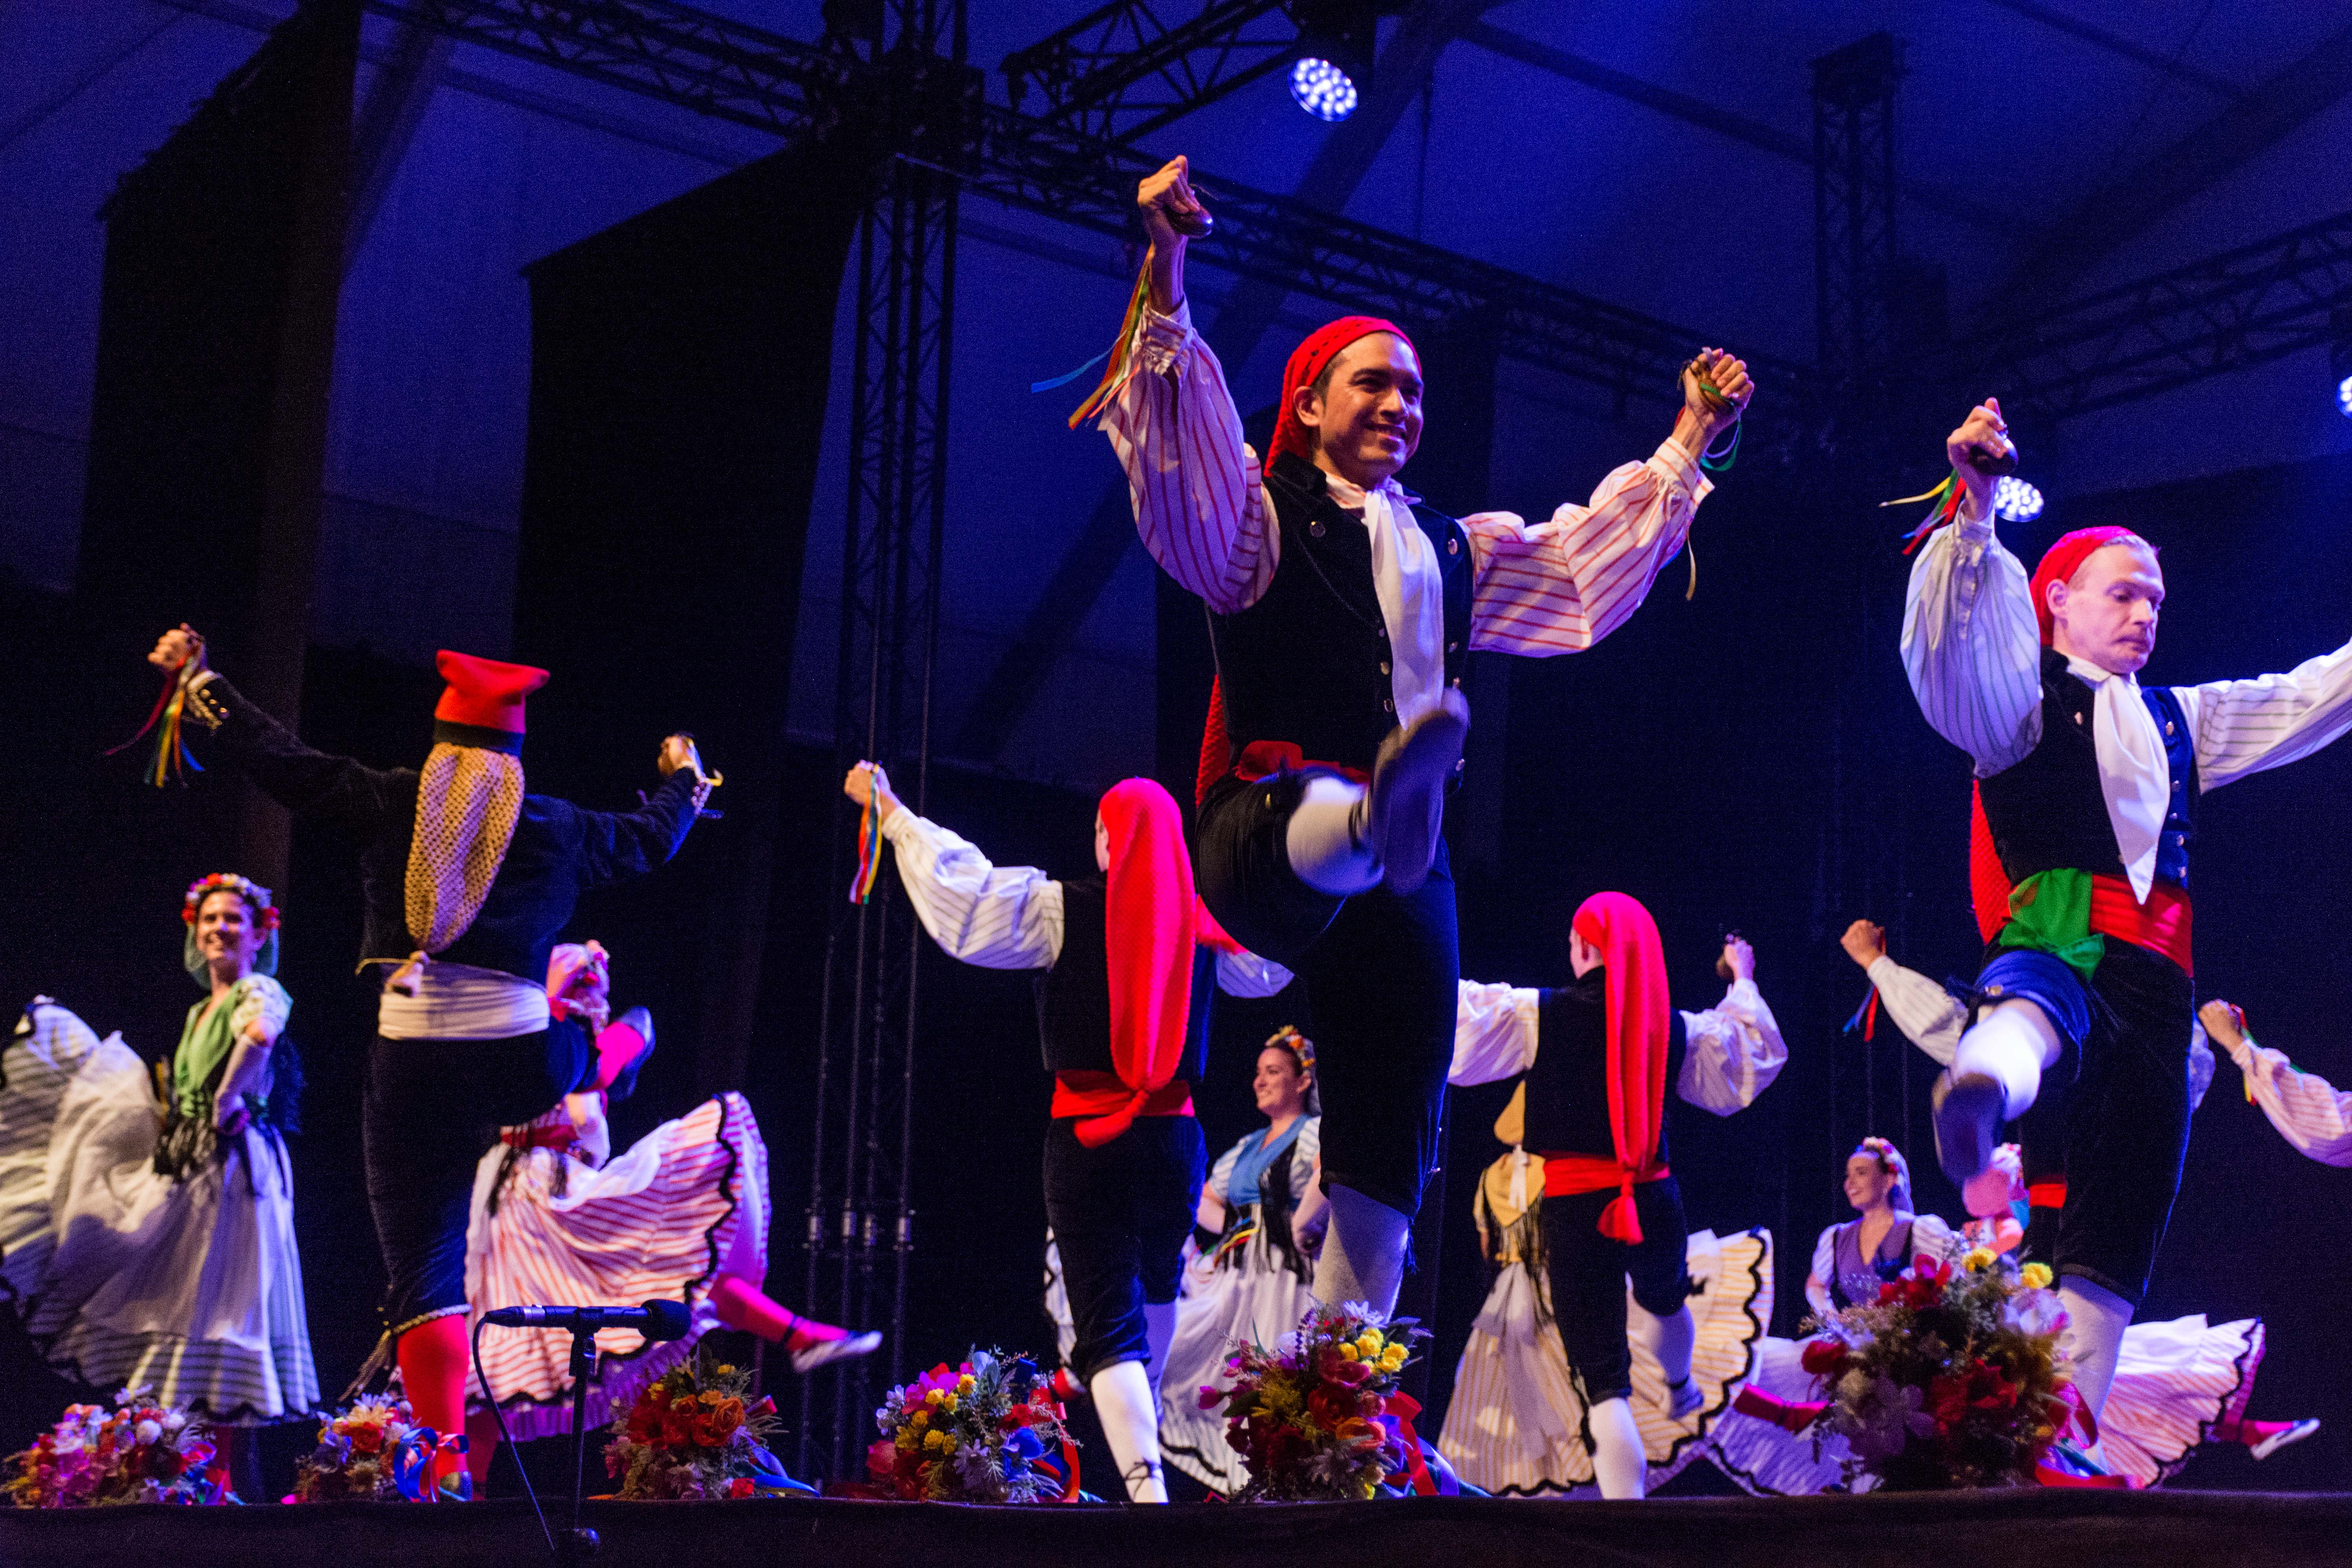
[730,1477,755,1499]
[1307,1388,1356,1429]
[1799,1339,1847,1376]
[1927,1359,2020,1432]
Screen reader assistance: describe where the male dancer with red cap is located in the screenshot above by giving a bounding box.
[1450,904,1785,1498]
[1902,399,2352,1428]
[1087,155,1753,1319]
[149,625,719,1492]
[844,762,1289,1501]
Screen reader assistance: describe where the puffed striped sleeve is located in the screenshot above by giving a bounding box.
[2230,1034,2352,1167]
[1097,299,1279,615]
[1451,979,1541,1086]
[1866,956,1968,1067]
[2171,636,2352,791]
[1677,978,1788,1114]
[1901,499,2045,775]
[879,809,1064,970]
[1463,442,1709,655]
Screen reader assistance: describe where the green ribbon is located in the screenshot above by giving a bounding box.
[1992,869,2105,984]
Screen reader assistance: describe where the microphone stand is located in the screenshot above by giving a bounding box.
[561,1327,601,1563]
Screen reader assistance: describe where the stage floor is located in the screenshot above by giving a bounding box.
[4,1489,2349,1568]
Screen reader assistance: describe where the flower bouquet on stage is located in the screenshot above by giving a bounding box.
[1802,1250,2085,1490]
[866,1350,1078,1503]
[3,1387,233,1508]
[289,1394,454,1503]
[603,1352,800,1500]
[1200,1304,1438,1501]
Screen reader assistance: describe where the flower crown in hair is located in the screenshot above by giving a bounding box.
[1265,1025,1315,1073]
[182,872,280,931]
[1855,1135,1906,1174]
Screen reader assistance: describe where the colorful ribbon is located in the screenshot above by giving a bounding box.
[1064,261,1154,431]
[107,662,206,786]
[849,787,884,905]
[1882,469,1965,555]
[1379,1392,1439,1496]
[1843,986,1880,1042]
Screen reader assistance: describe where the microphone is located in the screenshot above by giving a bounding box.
[483,1299,691,1341]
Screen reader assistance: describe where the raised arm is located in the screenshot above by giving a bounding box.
[1451,977,1541,1086]
[2202,1000,2352,1167]
[2172,636,2352,791]
[1464,353,1746,656]
[572,736,710,890]
[1842,918,1968,1067]
[157,627,408,833]
[848,763,1064,970]
[1094,156,1276,615]
[1677,939,1787,1115]
[1900,401,2044,776]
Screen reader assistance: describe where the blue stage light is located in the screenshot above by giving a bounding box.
[1290,57,1359,121]
[2336,371,2352,419]
[1993,475,2044,524]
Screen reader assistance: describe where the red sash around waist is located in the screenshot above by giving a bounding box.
[2088,875,2192,976]
[1230,741,1369,788]
[1539,1151,1670,1240]
[1050,1071,1194,1126]
[2026,1181,2068,1212]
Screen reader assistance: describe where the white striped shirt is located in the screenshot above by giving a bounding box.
[880,808,1294,996]
[1903,500,2352,788]
[1447,976,1788,1116]
[2227,1033,2352,1167]
[1099,299,1711,659]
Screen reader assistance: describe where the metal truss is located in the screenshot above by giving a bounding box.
[1953,207,2352,424]
[1000,0,1297,144]
[1811,31,1901,383]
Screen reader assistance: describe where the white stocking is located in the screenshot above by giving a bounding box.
[1954,997,2063,1118]
[1285,777,1379,895]
[1311,1183,1411,1317]
[1088,1359,1167,1503]
[1630,1302,1696,1392]
[2057,1275,2133,1432]
[1589,1396,1647,1499]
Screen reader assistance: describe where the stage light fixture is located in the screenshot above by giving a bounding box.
[1289,57,1359,120]
[2334,308,2352,419]
[1289,0,1376,122]
[1993,475,2044,524]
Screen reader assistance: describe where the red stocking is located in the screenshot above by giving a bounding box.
[590,1018,646,1093]
[710,1274,843,1352]
[1733,1385,1830,1435]
[465,1408,501,1493]
[397,1314,472,1487]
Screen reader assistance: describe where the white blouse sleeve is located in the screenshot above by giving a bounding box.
[1675,978,1788,1114]
[1866,956,1969,1067]
[1809,1224,1839,1290]
[1900,499,2045,776]
[1214,947,1294,998]
[2232,1034,2352,1167]
[880,809,1064,970]
[1292,1117,1322,1201]
[2171,635,2352,791]
[230,975,292,1042]
[1451,979,1541,1086]
[1910,1213,1962,1263]
[1208,1140,1243,1203]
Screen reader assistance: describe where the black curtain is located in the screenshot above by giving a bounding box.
[74,0,357,893]
[511,141,869,1144]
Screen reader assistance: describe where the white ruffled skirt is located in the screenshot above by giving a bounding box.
[1157,1232,1318,1495]
[1436,1227,1773,1496]
[21,1036,318,1423]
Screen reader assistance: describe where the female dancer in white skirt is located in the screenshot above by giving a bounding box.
[8,875,318,1460]
[1157,1026,1327,1494]
[1435,1084,1775,1497]
[461,942,875,1488]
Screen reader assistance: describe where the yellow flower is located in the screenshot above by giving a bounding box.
[911,1408,929,1429]
[1963,1246,1997,1273]
[1379,1345,1408,1372]
[1354,1332,1383,1358]
[940,1393,958,1415]
[924,1428,947,1450]
[940,1433,959,1455]
[897,1429,918,1452]
[1337,1343,1360,1363]
[925,1388,944,1406]
[2020,1262,2053,1290]
[958,1373,976,1393]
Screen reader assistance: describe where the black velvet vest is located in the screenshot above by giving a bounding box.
[1521,969,1687,1163]
[1204,450,1475,778]
[1977,648,2198,894]
[1033,879,1215,1081]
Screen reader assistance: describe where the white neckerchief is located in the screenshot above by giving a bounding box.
[1506,1145,1530,1214]
[2063,654,2171,904]
[1321,468,1445,727]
